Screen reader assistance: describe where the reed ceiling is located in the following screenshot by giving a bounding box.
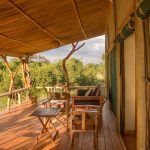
[0,0,110,57]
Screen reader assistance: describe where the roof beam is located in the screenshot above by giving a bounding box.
[71,0,87,39]
[0,50,33,57]
[7,0,64,45]
[0,50,22,57]
[0,34,40,49]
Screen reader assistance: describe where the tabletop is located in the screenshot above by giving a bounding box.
[30,107,62,117]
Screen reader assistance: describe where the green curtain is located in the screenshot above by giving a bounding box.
[120,42,125,133]
[115,18,134,43]
[136,0,150,20]
[110,48,116,115]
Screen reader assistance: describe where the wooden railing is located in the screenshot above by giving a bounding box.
[0,87,30,98]
[36,85,106,96]
[0,87,30,110]
[0,86,106,111]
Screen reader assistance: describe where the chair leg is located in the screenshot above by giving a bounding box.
[94,132,98,150]
[71,131,75,144]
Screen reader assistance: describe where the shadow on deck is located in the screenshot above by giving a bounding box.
[0,101,124,150]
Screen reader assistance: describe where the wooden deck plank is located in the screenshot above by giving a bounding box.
[121,134,136,150]
[82,133,91,150]
[103,103,115,150]
[98,122,105,150]
[104,102,124,150]
[0,101,124,150]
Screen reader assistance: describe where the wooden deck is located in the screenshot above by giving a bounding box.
[0,101,124,150]
[121,134,136,150]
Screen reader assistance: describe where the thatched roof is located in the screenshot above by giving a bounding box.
[0,0,110,57]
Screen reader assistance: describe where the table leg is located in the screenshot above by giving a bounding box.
[37,117,54,143]
[55,115,66,127]
[49,119,60,140]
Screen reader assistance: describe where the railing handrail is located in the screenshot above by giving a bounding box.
[0,87,30,98]
[36,86,63,89]
[70,85,105,88]
[36,85,106,96]
[36,85,105,88]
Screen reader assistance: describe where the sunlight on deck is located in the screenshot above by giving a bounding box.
[0,101,124,150]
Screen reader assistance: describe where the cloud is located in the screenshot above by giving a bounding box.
[38,35,105,64]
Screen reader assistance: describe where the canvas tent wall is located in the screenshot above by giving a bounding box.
[105,0,135,130]
[106,0,150,149]
[124,34,135,133]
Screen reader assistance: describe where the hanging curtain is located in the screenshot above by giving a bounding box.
[110,48,116,115]
[115,18,134,43]
[136,0,150,20]
[120,41,125,133]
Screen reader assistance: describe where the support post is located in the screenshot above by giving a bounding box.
[20,56,31,101]
[135,12,146,150]
[1,55,17,110]
[113,0,122,132]
[17,92,21,105]
[20,56,31,88]
[115,43,121,132]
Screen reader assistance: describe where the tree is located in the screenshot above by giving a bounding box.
[62,42,85,91]
[99,53,105,80]
[1,56,18,92]
[53,60,65,84]
[30,62,57,87]
[67,58,84,85]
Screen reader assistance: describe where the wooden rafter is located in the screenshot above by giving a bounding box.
[71,0,87,39]
[0,50,33,57]
[7,0,64,45]
[104,1,113,33]
[0,34,40,49]
[0,51,21,57]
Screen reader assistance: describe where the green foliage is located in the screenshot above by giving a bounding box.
[53,61,65,84]
[30,62,57,87]
[67,58,84,85]
[0,56,105,111]
[0,56,105,93]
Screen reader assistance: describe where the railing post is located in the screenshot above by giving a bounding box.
[17,92,21,105]
[7,96,11,110]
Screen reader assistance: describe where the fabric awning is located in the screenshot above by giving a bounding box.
[115,18,134,43]
[136,0,150,20]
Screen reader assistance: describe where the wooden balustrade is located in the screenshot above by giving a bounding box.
[36,86,106,96]
[0,87,30,110]
[0,86,105,111]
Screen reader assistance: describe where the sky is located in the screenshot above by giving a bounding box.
[38,35,105,64]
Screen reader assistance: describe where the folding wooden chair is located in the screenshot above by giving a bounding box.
[70,109,99,149]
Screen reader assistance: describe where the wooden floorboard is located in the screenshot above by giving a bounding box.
[121,134,136,150]
[0,101,124,150]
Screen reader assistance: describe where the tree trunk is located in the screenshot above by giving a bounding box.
[20,57,31,88]
[9,73,14,92]
[1,55,18,109]
[62,58,70,90]
[62,42,85,92]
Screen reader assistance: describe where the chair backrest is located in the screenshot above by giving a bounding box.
[77,89,88,96]
[48,91,70,100]
[71,110,99,131]
[77,85,101,97]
